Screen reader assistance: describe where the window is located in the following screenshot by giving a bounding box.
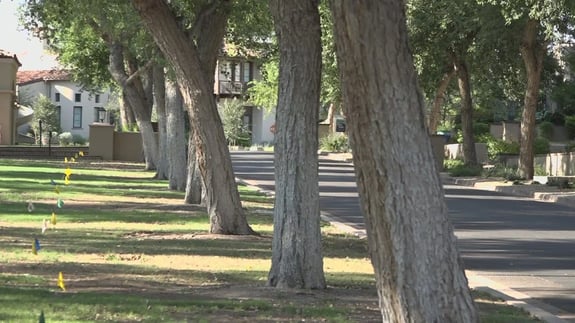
[55,93,60,102]
[73,106,83,128]
[243,62,252,83]
[95,94,100,103]
[233,63,241,82]
[75,93,81,102]
[56,106,61,128]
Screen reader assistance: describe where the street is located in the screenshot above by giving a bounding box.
[231,151,575,321]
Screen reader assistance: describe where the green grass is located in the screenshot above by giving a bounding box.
[0,158,544,322]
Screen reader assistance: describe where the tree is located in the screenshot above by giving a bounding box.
[480,0,575,179]
[132,0,254,235]
[330,1,478,321]
[31,95,60,143]
[408,0,482,165]
[219,98,250,146]
[165,76,188,191]
[22,0,160,170]
[268,0,325,289]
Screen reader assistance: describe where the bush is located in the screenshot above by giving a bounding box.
[538,121,553,140]
[31,95,61,143]
[533,137,550,155]
[565,115,575,139]
[484,137,520,160]
[58,132,73,146]
[543,111,565,126]
[72,134,86,145]
[320,133,349,152]
[473,122,490,137]
[487,165,523,181]
[443,159,482,177]
[218,98,251,146]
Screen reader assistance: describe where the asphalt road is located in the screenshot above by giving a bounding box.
[231,151,575,321]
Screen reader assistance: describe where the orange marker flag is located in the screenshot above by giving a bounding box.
[57,272,66,291]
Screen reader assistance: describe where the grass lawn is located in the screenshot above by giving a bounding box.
[0,157,541,322]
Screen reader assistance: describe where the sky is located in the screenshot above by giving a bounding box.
[0,0,59,70]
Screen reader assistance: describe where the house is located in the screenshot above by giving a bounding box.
[214,56,275,145]
[0,50,21,145]
[16,69,111,141]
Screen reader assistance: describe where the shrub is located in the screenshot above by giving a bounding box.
[533,137,550,155]
[538,121,553,140]
[485,137,520,160]
[487,165,523,181]
[58,132,73,146]
[473,122,490,137]
[31,95,61,143]
[72,134,86,145]
[543,111,565,126]
[443,159,482,177]
[565,115,575,139]
[320,133,349,152]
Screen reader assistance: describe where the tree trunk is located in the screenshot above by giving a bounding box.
[453,57,477,165]
[519,19,545,180]
[326,102,336,132]
[132,0,254,235]
[154,65,169,179]
[166,77,188,191]
[268,0,325,289]
[330,1,478,321]
[185,130,203,205]
[108,42,158,170]
[120,91,136,130]
[428,68,455,134]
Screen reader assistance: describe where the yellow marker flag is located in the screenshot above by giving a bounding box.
[64,175,70,185]
[79,151,84,157]
[32,240,38,255]
[64,167,72,177]
[64,157,68,163]
[70,157,76,163]
[57,272,66,291]
[51,212,57,226]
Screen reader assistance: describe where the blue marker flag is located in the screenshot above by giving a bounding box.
[35,238,41,251]
[50,179,57,186]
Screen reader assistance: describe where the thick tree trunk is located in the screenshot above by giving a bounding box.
[453,57,477,165]
[166,77,188,191]
[154,65,169,179]
[185,130,203,205]
[108,42,158,170]
[428,68,455,134]
[519,19,545,180]
[268,0,325,289]
[330,1,478,322]
[132,0,254,235]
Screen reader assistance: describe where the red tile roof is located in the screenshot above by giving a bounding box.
[17,69,71,85]
[0,49,22,66]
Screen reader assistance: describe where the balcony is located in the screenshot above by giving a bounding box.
[218,81,244,95]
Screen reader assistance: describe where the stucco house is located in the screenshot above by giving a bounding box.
[0,50,21,145]
[17,69,111,141]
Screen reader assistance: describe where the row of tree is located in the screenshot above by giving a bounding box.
[23,0,574,320]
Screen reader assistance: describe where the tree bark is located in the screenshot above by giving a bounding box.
[268,0,325,289]
[185,130,203,205]
[108,42,158,170]
[330,1,478,321]
[120,91,136,130]
[519,19,545,180]
[154,65,169,179]
[132,0,254,235]
[428,68,455,134]
[166,77,188,191]
[453,56,477,165]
